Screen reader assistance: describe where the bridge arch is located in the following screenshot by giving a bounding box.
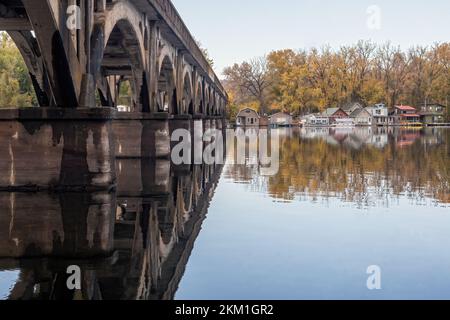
[6,31,51,107]
[215,93,220,115]
[182,68,194,115]
[1,0,227,115]
[90,1,147,111]
[195,79,204,114]
[212,93,218,115]
[204,85,211,116]
[219,98,225,116]
[157,53,177,113]
[217,97,221,116]
[102,1,146,57]
[208,89,216,116]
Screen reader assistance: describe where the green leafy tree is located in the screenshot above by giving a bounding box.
[0,32,36,107]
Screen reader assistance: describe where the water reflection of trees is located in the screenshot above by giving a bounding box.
[225,128,449,206]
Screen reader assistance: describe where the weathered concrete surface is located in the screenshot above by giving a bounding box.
[215,117,226,130]
[116,159,171,196]
[210,118,217,132]
[169,116,193,173]
[1,1,228,114]
[203,119,211,132]
[0,108,116,191]
[113,112,170,158]
[169,115,192,136]
[0,192,115,258]
[192,119,204,164]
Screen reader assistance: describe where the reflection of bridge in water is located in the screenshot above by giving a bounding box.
[0,159,223,300]
[0,1,228,299]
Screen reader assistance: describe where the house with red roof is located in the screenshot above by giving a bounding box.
[390,105,421,125]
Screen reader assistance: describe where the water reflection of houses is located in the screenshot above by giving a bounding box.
[300,126,389,149]
[370,128,389,148]
[299,127,330,139]
[343,127,373,149]
[421,127,447,146]
[226,127,449,207]
[395,130,421,148]
[0,160,223,300]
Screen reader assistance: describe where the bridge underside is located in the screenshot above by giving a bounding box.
[0,0,228,191]
[0,0,228,300]
[0,0,227,115]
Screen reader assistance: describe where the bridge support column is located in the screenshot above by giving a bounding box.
[0,108,116,191]
[169,115,193,173]
[203,118,211,132]
[192,116,204,165]
[215,117,227,131]
[210,117,217,131]
[169,114,192,149]
[113,112,170,159]
[214,118,222,130]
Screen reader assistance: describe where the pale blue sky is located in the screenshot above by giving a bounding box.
[172,0,450,76]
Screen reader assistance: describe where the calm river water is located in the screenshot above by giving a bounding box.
[0,127,449,300]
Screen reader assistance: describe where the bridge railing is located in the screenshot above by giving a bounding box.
[149,0,227,99]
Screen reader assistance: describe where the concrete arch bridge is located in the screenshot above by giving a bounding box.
[0,0,228,190]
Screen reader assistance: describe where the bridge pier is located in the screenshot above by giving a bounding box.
[192,118,204,165]
[203,118,211,132]
[113,112,170,159]
[0,0,232,300]
[169,115,193,139]
[0,107,226,192]
[0,108,116,192]
[169,115,192,173]
[215,116,227,130]
[210,118,217,131]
